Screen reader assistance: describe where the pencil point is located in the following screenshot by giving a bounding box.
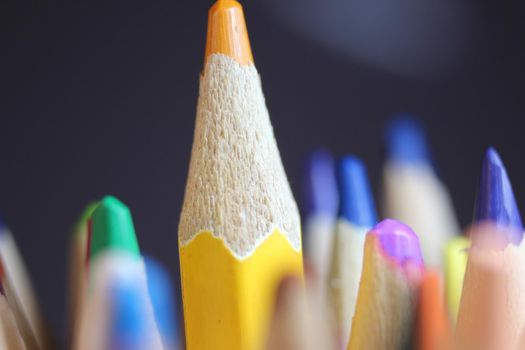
[205,0,254,66]
[337,156,377,227]
[302,150,338,217]
[90,196,140,260]
[372,219,424,267]
[474,147,523,237]
[386,114,430,165]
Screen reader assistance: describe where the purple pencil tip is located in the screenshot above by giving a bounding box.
[474,147,523,245]
[371,219,424,267]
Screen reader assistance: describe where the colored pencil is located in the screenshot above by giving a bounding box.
[327,155,376,347]
[347,219,424,350]
[178,1,303,349]
[456,148,525,349]
[265,273,335,350]
[302,150,338,288]
[73,196,163,350]
[443,235,469,323]
[414,270,452,350]
[144,256,180,350]
[67,202,97,342]
[0,294,26,350]
[0,218,47,349]
[383,115,460,268]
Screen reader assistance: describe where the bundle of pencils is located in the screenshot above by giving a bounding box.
[1,1,524,350]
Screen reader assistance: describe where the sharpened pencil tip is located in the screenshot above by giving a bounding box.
[90,196,140,260]
[302,149,338,218]
[205,0,254,66]
[372,219,424,267]
[337,156,377,227]
[474,147,523,242]
[386,114,430,165]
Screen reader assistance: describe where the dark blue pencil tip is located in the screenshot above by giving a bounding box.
[145,256,178,347]
[109,276,149,349]
[475,147,523,242]
[302,149,338,217]
[386,114,430,165]
[337,156,377,227]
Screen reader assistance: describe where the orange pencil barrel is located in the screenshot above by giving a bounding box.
[416,270,452,350]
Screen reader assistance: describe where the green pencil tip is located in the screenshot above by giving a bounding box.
[90,196,140,260]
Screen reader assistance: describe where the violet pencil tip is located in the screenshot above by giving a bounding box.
[302,149,338,218]
[371,219,424,267]
[474,147,523,243]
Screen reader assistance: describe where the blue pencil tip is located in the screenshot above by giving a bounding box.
[337,156,377,227]
[144,256,178,347]
[386,114,430,165]
[109,276,150,349]
[302,149,338,217]
[475,147,523,242]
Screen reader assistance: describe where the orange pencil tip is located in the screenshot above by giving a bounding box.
[204,0,254,66]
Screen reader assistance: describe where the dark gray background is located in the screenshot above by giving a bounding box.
[1,0,524,345]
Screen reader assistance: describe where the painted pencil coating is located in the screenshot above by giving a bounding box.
[415,271,452,350]
[444,236,469,323]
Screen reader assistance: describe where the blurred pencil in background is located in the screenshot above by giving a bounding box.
[414,270,452,350]
[145,256,180,350]
[328,155,376,347]
[68,202,97,344]
[0,266,27,350]
[265,271,335,350]
[383,115,460,269]
[443,235,469,323]
[0,217,48,350]
[73,196,163,350]
[302,150,338,291]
